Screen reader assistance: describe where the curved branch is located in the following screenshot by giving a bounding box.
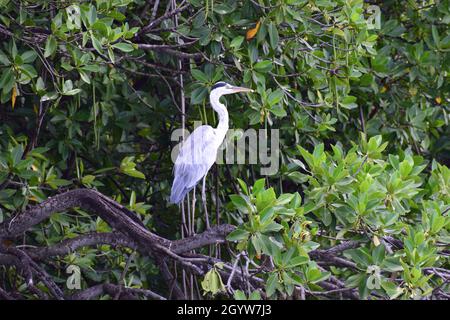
[28,224,235,260]
[309,241,361,270]
[70,284,166,300]
[0,189,234,264]
[171,224,235,253]
[137,3,190,35]
[137,45,202,59]
[0,189,237,299]
[28,232,138,260]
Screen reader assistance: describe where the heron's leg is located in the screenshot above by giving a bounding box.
[191,188,196,235]
[202,175,210,229]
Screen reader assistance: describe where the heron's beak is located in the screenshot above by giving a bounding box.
[230,86,254,93]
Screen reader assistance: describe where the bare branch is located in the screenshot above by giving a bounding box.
[138,3,190,35]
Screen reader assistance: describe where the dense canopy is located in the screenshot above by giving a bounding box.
[0,0,449,300]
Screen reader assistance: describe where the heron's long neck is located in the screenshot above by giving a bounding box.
[210,92,229,135]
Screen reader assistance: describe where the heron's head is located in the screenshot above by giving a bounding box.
[211,81,253,96]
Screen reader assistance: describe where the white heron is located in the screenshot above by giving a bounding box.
[170,81,253,228]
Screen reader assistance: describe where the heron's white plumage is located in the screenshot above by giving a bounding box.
[170,125,219,203]
[170,82,252,204]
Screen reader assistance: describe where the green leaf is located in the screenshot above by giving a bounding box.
[0,68,15,94]
[0,50,10,65]
[372,244,385,265]
[234,290,247,300]
[48,178,72,188]
[260,206,275,223]
[21,50,37,63]
[313,143,324,162]
[91,34,103,54]
[107,47,115,64]
[268,23,279,49]
[285,255,309,268]
[276,193,294,206]
[129,190,136,208]
[253,178,265,194]
[230,36,244,50]
[120,156,145,179]
[256,187,276,211]
[307,268,331,283]
[248,290,261,300]
[112,42,134,52]
[19,64,37,79]
[44,36,57,58]
[41,91,58,101]
[190,86,208,104]
[191,69,209,83]
[82,64,101,72]
[123,168,145,179]
[11,145,24,167]
[229,194,249,213]
[269,105,287,117]
[62,89,81,96]
[87,5,97,25]
[265,273,278,297]
[236,178,248,195]
[226,228,250,241]
[345,248,372,267]
[254,60,273,73]
[340,96,358,109]
[213,3,235,14]
[261,221,283,233]
[381,281,404,299]
[92,21,108,35]
[358,275,370,299]
[399,159,412,178]
[267,89,284,106]
[81,175,96,185]
[201,268,225,296]
[79,70,90,84]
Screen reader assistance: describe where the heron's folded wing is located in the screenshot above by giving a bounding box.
[171,126,219,202]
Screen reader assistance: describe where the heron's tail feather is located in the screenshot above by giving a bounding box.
[169,187,187,204]
[170,162,206,204]
[170,177,189,204]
